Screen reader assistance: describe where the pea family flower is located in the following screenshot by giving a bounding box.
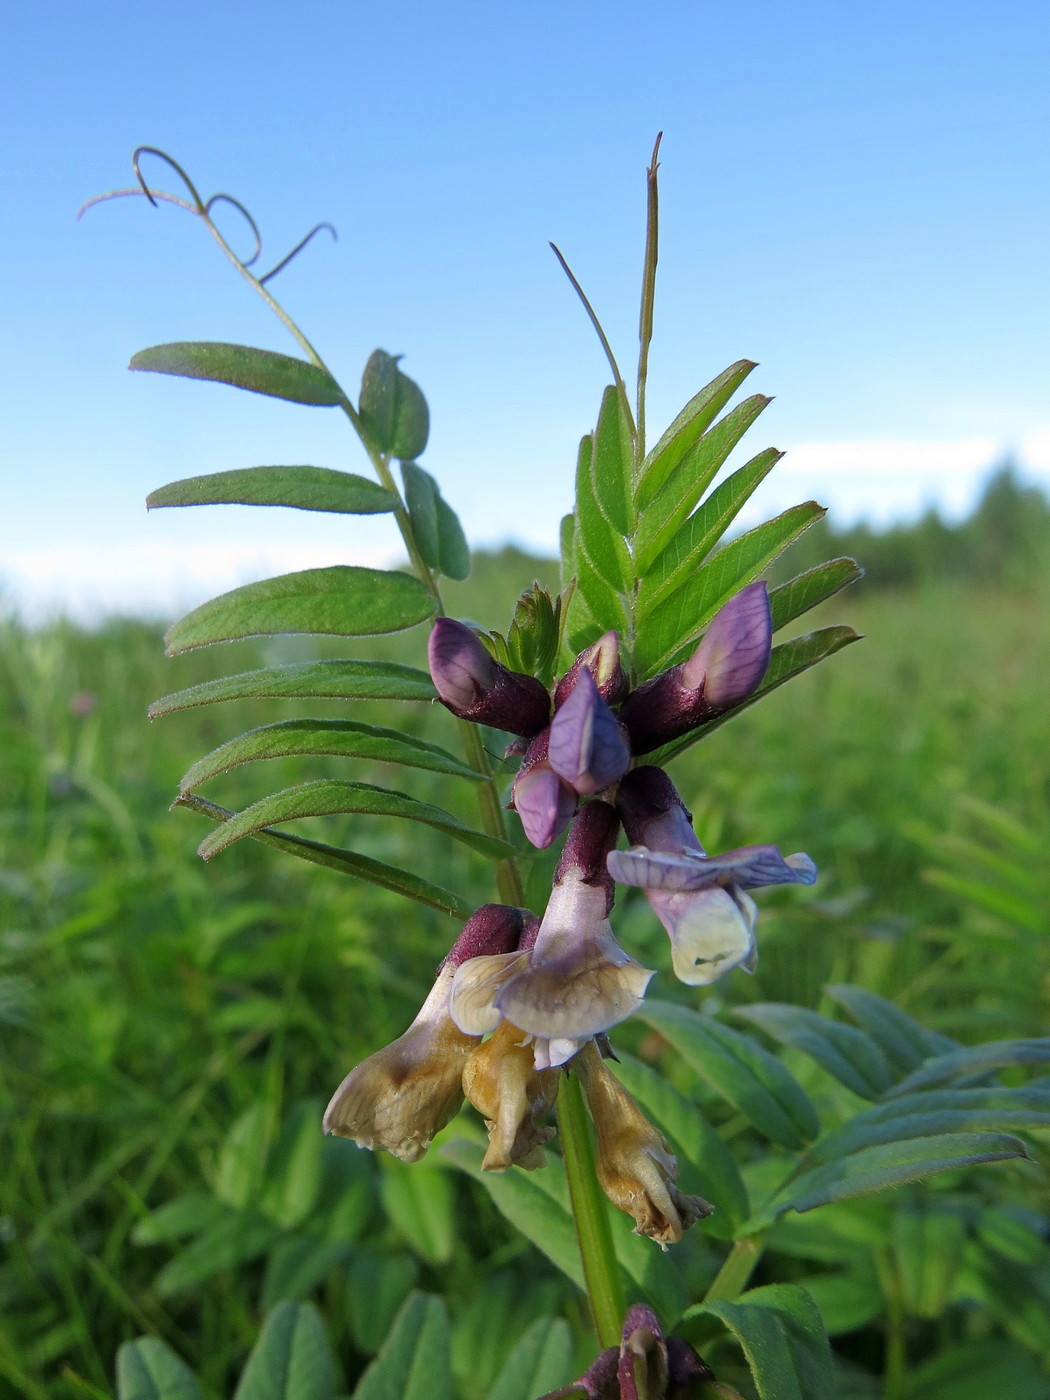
[428,616,551,737]
[323,903,527,1161]
[451,801,653,1069]
[610,766,817,985]
[536,1302,712,1399]
[619,580,772,754]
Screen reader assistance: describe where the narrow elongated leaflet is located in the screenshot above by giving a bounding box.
[116,1336,205,1400]
[886,1037,1050,1097]
[689,1285,837,1400]
[734,1004,893,1100]
[637,1000,819,1149]
[636,502,825,678]
[164,567,435,654]
[401,462,471,580]
[178,719,484,792]
[149,659,435,717]
[590,384,635,537]
[148,466,397,514]
[647,626,861,765]
[574,429,632,595]
[232,1300,336,1400]
[634,394,772,573]
[178,793,472,917]
[195,779,514,860]
[353,1293,453,1400]
[131,342,342,405]
[769,558,863,631]
[637,359,757,506]
[825,985,957,1075]
[639,448,782,616]
[487,1318,574,1400]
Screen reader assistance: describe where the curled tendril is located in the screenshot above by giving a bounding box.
[259,223,337,284]
[204,193,263,268]
[78,146,337,285]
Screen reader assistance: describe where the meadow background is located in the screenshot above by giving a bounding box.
[2,465,1048,1399]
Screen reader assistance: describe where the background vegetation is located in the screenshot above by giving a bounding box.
[1,472,1048,1399]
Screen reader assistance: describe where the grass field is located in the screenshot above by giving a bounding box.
[1,551,1048,1399]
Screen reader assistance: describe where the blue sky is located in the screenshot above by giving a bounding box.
[3,1,1049,620]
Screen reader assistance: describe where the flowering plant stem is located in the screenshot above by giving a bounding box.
[557,1070,627,1347]
[700,1233,767,1304]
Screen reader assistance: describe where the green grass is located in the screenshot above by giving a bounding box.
[1,555,1048,1398]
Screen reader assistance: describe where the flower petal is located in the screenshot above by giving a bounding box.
[609,842,816,892]
[682,579,771,704]
[449,949,530,1034]
[549,668,630,795]
[651,886,758,985]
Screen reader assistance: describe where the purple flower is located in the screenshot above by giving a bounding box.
[620,581,772,754]
[553,631,629,708]
[549,668,631,797]
[427,617,551,737]
[450,802,653,1068]
[610,767,816,986]
[535,1302,711,1399]
[511,728,579,849]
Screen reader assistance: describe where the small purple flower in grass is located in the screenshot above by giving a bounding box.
[620,580,772,754]
[428,617,551,737]
[610,767,816,986]
[549,668,631,797]
[323,904,526,1160]
[451,802,653,1069]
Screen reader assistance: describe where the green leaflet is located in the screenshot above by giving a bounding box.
[352,1293,453,1400]
[898,1340,1050,1400]
[116,1337,204,1400]
[635,502,826,679]
[194,779,513,860]
[810,1086,1050,1165]
[487,1317,574,1400]
[130,1193,227,1246]
[379,1159,456,1266]
[825,985,957,1076]
[164,567,436,654]
[743,1133,1028,1232]
[688,1284,837,1400]
[345,1249,420,1354]
[613,1052,750,1237]
[258,1100,326,1230]
[634,394,772,573]
[178,719,484,792]
[147,466,397,514]
[590,384,635,538]
[637,359,757,507]
[647,625,861,765]
[636,448,781,618]
[149,658,435,717]
[177,792,472,917]
[734,1003,893,1100]
[359,349,430,460]
[636,1000,820,1150]
[893,1207,967,1319]
[769,558,863,631]
[574,429,632,596]
[233,1302,337,1400]
[400,462,471,580]
[153,1210,281,1297]
[887,1037,1050,1097]
[261,1237,355,1311]
[130,342,342,405]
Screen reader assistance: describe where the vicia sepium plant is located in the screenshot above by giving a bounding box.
[93,140,1050,1400]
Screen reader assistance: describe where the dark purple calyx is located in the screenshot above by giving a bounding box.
[442,904,529,970]
[554,631,629,708]
[428,618,551,737]
[555,799,621,912]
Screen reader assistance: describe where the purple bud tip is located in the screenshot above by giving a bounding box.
[682,581,771,704]
[444,903,528,968]
[428,618,495,712]
[549,669,631,796]
[614,766,697,850]
[513,763,577,849]
[554,631,628,707]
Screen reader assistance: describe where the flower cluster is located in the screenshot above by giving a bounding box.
[325,582,817,1244]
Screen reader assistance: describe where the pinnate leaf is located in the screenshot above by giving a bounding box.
[148,466,397,514]
[824,985,957,1075]
[178,719,483,792]
[689,1284,836,1400]
[116,1336,204,1400]
[769,558,863,631]
[195,779,512,860]
[233,1300,336,1400]
[886,1037,1050,1097]
[637,1000,819,1150]
[164,567,435,654]
[359,349,430,459]
[637,359,757,507]
[149,659,434,717]
[131,342,342,405]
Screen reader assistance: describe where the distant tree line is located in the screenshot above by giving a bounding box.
[774,463,1050,592]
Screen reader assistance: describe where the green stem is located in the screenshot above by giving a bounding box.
[875,1247,907,1400]
[702,1233,767,1304]
[557,1070,625,1347]
[636,132,662,466]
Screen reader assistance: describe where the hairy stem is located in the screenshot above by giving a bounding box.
[702,1233,768,1304]
[557,1069,626,1347]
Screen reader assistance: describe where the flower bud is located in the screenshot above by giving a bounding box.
[511,728,578,849]
[576,1042,712,1247]
[619,582,771,754]
[428,618,551,736]
[554,631,629,708]
[549,669,631,796]
[461,1018,560,1170]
